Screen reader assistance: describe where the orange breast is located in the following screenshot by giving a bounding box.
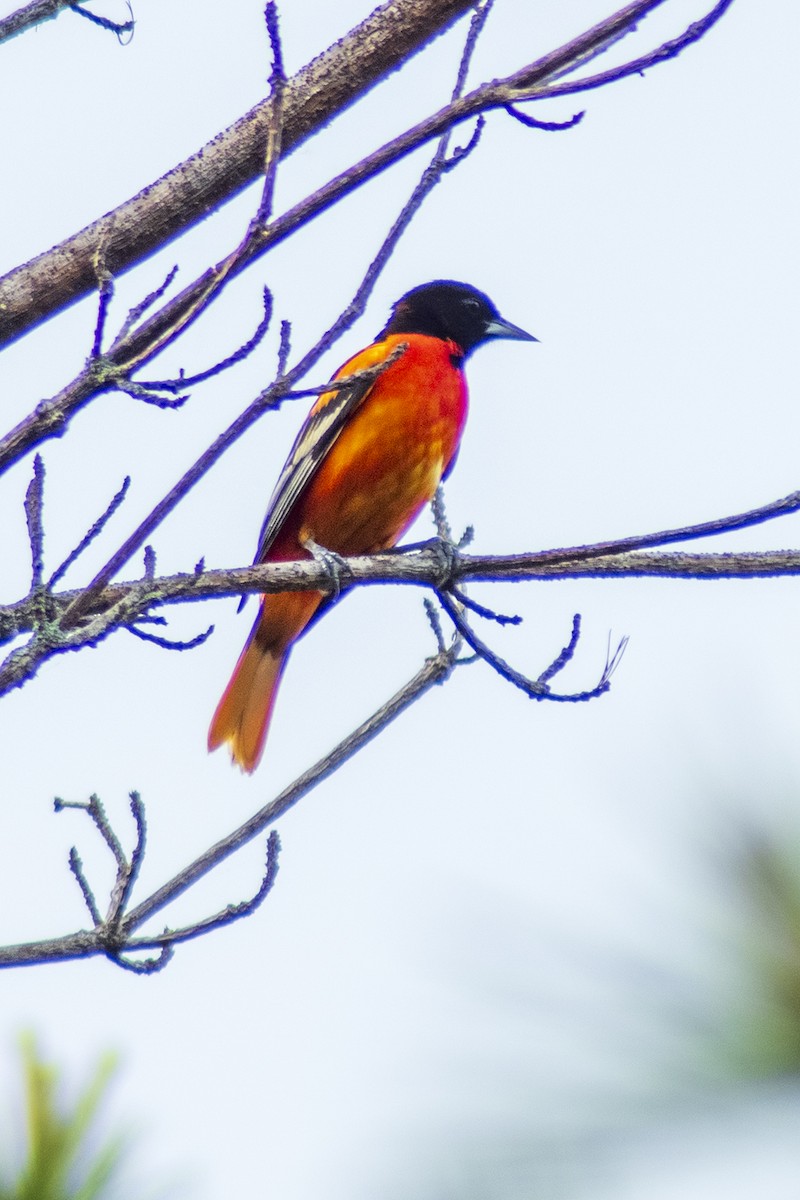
[283,333,468,557]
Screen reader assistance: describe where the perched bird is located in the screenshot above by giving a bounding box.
[208,280,536,772]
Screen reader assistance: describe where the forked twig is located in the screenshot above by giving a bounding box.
[436,590,627,703]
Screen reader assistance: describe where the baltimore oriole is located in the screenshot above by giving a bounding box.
[208,280,536,771]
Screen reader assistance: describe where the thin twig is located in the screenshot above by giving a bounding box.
[450,586,522,626]
[24,455,45,592]
[126,623,214,651]
[504,105,584,131]
[437,589,623,703]
[112,944,174,974]
[423,596,446,653]
[87,794,127,871]
[67,848,102,927]
[112,265,179,347]
[527,0,735,104]
[106,791,147,923]
[70,1,134,39]
[537,614,582,685]
[255,1,286,225]
[120,832,281,951]
[277,320,292,375]
[114,382,189,408]
[48,476,130,588]
[136,288,274,392]
[91,274,115,358]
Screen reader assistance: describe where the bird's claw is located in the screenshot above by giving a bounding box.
[433,533,460,588]
[302,536,347,600]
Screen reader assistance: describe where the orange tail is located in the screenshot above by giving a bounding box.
[208,633,287,773]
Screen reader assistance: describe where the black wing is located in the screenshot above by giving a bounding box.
[254,366,379,562]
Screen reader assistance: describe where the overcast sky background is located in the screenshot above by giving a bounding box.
[1,1,799,1196]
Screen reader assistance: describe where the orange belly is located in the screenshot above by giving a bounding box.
[259,333,468,649]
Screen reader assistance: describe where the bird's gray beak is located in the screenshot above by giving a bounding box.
[484,315,538,343]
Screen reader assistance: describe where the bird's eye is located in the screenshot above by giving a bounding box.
[463,298,481,310]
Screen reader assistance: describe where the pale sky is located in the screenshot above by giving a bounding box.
[1,2,799,1197]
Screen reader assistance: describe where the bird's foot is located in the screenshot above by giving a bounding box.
[301,536,347,600]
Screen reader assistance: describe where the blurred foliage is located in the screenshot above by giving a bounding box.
[0,1035,124,1200]
[734,833,800,1076]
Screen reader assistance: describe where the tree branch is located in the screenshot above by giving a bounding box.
[4,481,799,652]
[0,631,462,969]
[0,0,127,45]
[0,0,477,348]
[5,543,800,699]
[0,0,732,476]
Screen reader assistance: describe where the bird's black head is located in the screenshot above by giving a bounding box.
[381,280,536,358]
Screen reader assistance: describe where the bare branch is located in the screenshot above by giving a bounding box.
[23,455,45,592]
[0,0,732,476]
[528,0,735,104]
[277,320,292,376]
[48,476,130,589]
[5,472,800,683]
[450,587,522,627]
[55,793,127,873]
[0,0,479,347]
[112,381,189,408]
[113,265,180,346]
[106,791,146,924]
[112,944,174,975]
[504,105,585,132]
[70,1,133,40]
[138,288,273,393]
[436,591,626,703]
[121,634,463,939]
[126,623,214,651]
[0,0,131,45]
[121,832,281,951]
[538,614,583,686]
[423,596,447,654]
[255,1,286,225]
[0,631,462,969]
[67,847,102,927]
[91,273,114,358]
[96,0,676,376]
[0,0,70,43]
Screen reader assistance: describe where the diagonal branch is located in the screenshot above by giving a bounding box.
[525,0,734,103]
[0,0,732,477]
[77,0,678,375]
[0,0,478,349]
[0,0,732,359]
[0,630,463,969]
